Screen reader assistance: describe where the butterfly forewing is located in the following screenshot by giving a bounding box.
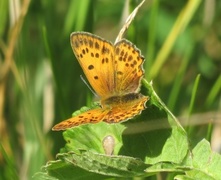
[71,32,115,98]
[114,40,145,95]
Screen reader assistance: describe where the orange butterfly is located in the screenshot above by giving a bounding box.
[52,32,149,131]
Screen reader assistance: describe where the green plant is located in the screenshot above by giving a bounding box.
[1,0,220,179]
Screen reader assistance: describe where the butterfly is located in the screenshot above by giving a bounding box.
[52,32,149,131]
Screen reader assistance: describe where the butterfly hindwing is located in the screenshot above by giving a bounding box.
[52,107,109,131]
[102,95,148,123]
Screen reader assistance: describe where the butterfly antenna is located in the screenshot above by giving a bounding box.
[80,75,98,97]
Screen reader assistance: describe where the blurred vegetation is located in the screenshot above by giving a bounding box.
[0,0,220,179]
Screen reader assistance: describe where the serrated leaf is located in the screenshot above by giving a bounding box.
[145,161,190,173]
[58,150,148,177]
[33,159,109,180]
[182,139,221,180]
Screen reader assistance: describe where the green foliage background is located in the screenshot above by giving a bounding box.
[0,0,220,179]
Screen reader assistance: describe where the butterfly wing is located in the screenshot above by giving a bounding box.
[103,95,148,123]
[70,32,115,98]
[113,39,145,94]
[52,107,109,131]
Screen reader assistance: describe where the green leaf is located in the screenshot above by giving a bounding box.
[59,150,148,177]
[33,172,58,180]
[33,159,109,180]
[120,79,190,173]
[145,161,190,173]
[61,122,126,155]
[145,124,189,164]
[33,151,149,179]
[176,139,221,180]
